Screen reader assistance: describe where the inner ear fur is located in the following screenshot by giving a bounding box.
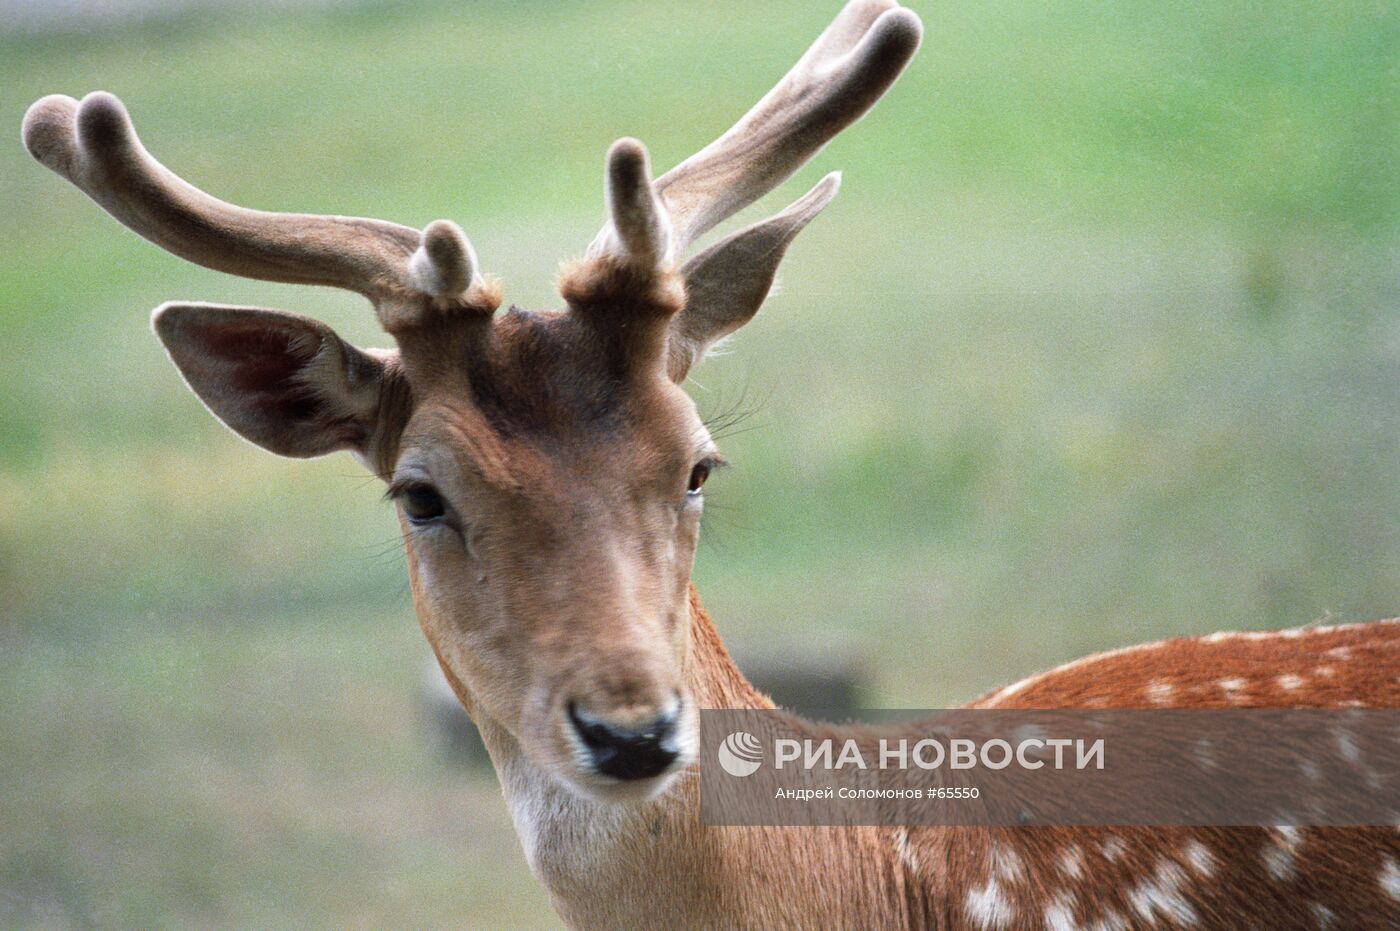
[152,302,406,462]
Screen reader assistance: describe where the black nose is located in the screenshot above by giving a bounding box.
[568,703,681,781]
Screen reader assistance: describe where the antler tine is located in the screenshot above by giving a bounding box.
[408,219,481,297]
[22,91,432,301]
[652,0,922,251]
[589,137,674,269]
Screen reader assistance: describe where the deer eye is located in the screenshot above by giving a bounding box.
[687,461,712,495]
[401,484,447,524]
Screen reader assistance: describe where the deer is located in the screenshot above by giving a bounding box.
[22,1,1400,928]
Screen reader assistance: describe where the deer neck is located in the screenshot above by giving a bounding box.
[460,585,910,928]
[469,586,762,916]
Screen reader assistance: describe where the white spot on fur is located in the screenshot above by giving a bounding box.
[1182,840,1215,877]
[965,876,1015,929]
[1059,845,1085,880]
[1316,665,1336,678]
[1194,737,1220,770]
[1044,895,1076,931]
[1263,844,1296,882]
[1380,857,1400,901]
[1219,677,1248,694]
[1146,680,1174,705]
[1310,902,1336,928]
[893,828,919,874]
[1337,729,1362,763]
[991,843,1023,883]
[1101,835,1127,862]
[1277,674,1305,691]
[1127,859,1197,924]
[1325,646,1352,660]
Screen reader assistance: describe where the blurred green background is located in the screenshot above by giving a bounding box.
[2,0,1398,925]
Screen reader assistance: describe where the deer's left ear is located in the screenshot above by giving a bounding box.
[667,172,841,382]
[152,302,405,461]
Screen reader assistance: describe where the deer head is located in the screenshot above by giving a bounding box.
[22,0,921,803]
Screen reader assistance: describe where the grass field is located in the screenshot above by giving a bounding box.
[3,0,1399,925]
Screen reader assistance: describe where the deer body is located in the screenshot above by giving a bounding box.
[24,1,1400,927]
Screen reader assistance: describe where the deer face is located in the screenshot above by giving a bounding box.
[390,309,717,799]
[24,0,921,801]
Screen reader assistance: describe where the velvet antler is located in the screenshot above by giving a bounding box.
[22,91,483,313]
[589,0,921,265]
[581,0,922,380]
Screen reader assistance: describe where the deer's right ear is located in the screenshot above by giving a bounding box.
[152,302,406,462]
[668,173,841,382]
